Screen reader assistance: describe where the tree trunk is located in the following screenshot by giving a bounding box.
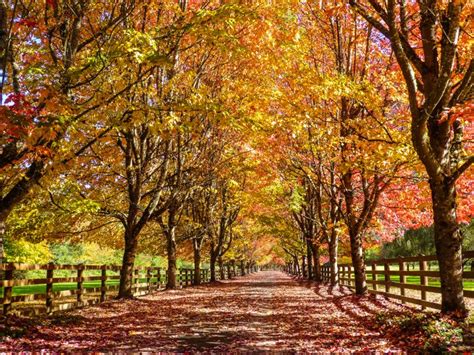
[350,230,367,294]
[342,168,367,295]
[166,227,177,289]
[328,232,339,285]
[311,244,321,282]
[0,219,5,264]
[118,229,138,299]
[210,251,217,282]
[302,255,306,278]
[293,256,299,275]
[306,239,313,280]
[227,263,232,279]
[193,241,201,285]
[219,256,225,280]
[430,179,466,314]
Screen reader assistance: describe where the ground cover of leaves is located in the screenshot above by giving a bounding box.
[0,271,465,352]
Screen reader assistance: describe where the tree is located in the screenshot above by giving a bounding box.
[291,178,325,281]
[209,177,241,281]
[256,1,414,293]
[0,0,143,263]
[349,0,473,314]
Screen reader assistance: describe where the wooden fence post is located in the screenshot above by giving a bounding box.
[420,259,427,310]
[134,268,140,295]
[349,265,353,287]
[384,262,390,294]
[399,261,405,303]
[342,266,347,286]
[77,263,84,307]
[100,265,107,302]
[157,268,161,289]
[146,267,152,293]
[3,264,13,315]
[46,263,55,313]
[371,262,377,291]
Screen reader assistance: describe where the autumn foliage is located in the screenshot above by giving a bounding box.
[0,0,472,315]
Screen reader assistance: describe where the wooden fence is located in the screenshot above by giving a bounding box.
[0,262,256,316]
[319,251,474,310]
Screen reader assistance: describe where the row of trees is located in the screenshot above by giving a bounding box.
[0,0,472,315]
[264,0,472,315]
[0,0,266,298]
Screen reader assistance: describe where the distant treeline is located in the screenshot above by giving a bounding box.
[378,221,474,259]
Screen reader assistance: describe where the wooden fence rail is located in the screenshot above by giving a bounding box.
[1,262,258,316]
[318,251,474,310]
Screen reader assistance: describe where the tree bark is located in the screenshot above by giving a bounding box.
[302,255,306,278]
[292,256,299,275]
[219,256,225,280]
[166,226,177,289]
[311,244,322,282]
[431,179,465,314]
[118,229,138,298]
[193,241,201,285]
[328,232,339,285]
[350,230,367,294]
[210,249,217,282]
[227,263,232,279]
[306,239,313,280]
[0,219,5,264]
[342,168,368,295]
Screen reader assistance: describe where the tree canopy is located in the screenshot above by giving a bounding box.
[0,0,472,313]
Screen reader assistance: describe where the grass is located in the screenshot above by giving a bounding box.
[11,280,121,296]
[4,266,474,298]
[360,264,474,290]
[8,277,473,297]
[365,274,474,290]
[1,276,193,297]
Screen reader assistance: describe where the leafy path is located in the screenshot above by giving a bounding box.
[1,271,416,351]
